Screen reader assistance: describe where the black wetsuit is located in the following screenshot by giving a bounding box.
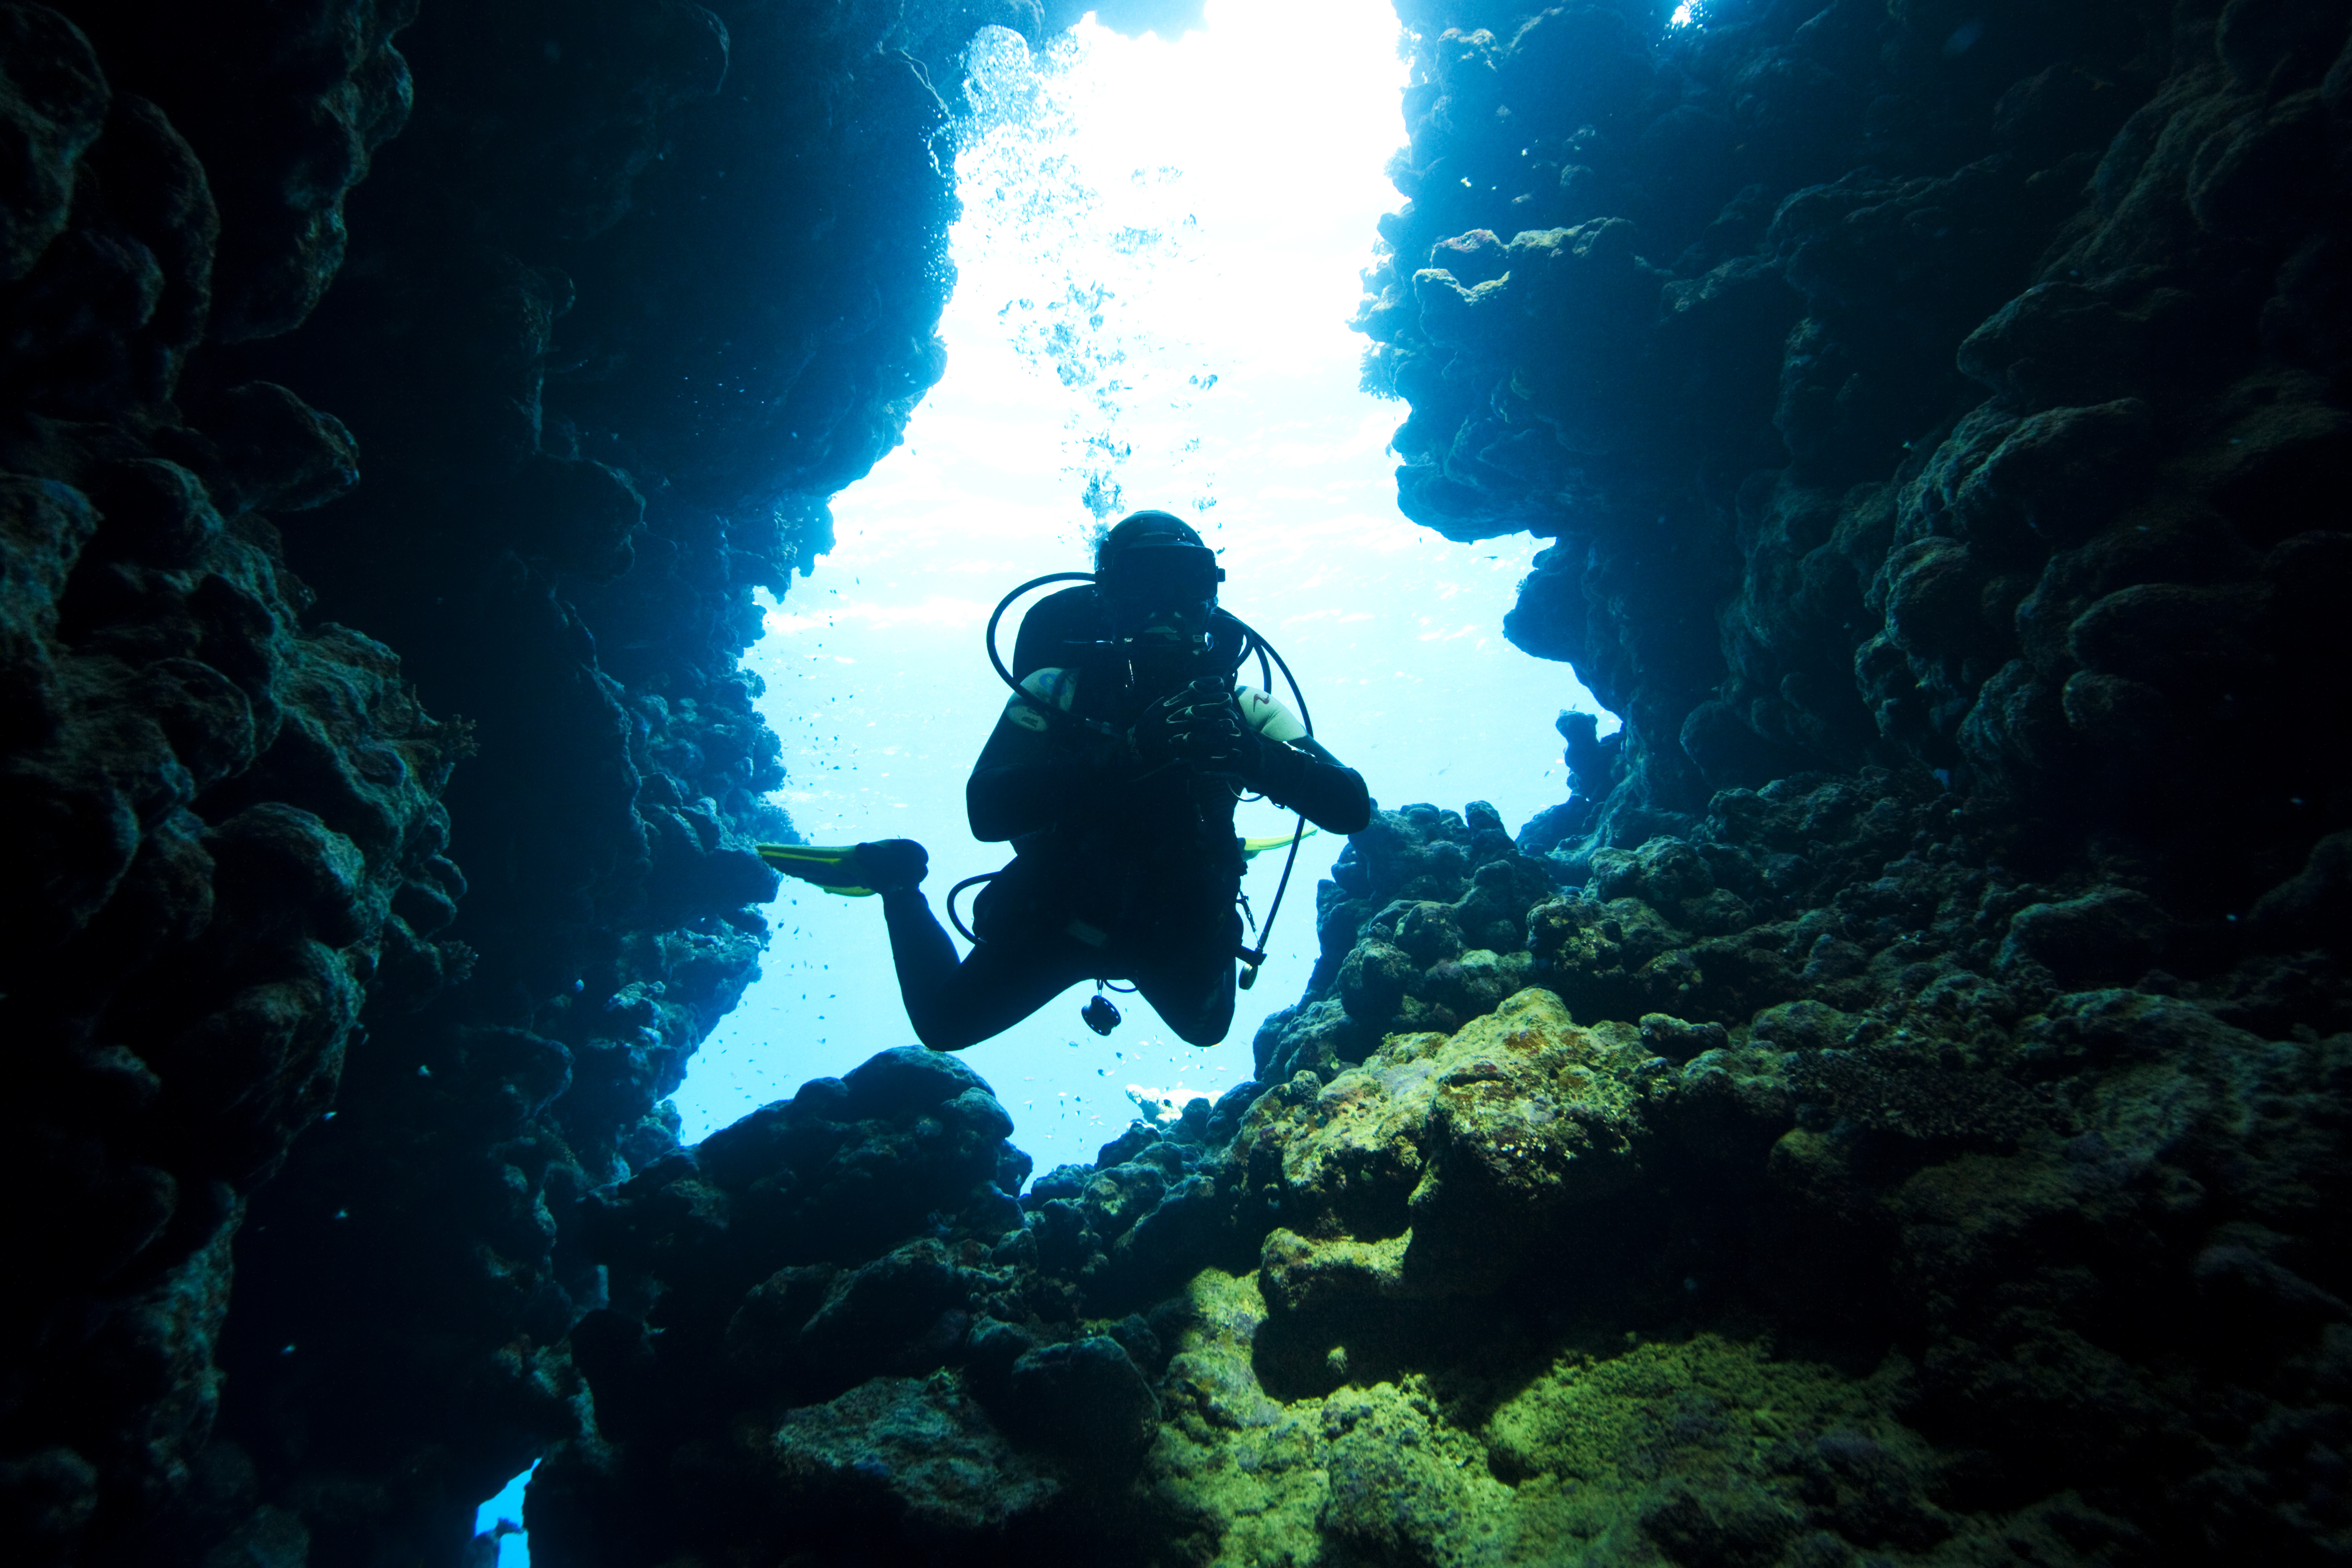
[881,660,1371,1050]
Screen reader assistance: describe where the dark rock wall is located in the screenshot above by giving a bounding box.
[2,3,463,1560]
[520,1,2352,1563]
[200,4,968,1548]
[2,1,1040,1563]
[1360,0,2352,893]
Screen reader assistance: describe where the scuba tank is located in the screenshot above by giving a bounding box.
[986,573,1315,735]
[1008,582,1262,696]
[953,562,1321,1011]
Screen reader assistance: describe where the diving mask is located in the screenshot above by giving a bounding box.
[1098,541,1224,628]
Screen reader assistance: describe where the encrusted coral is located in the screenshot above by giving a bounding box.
[534,798,2346,1565]
[1360,0,2352,913]
[9,0,2350,1562]
[2,0,1046,1560]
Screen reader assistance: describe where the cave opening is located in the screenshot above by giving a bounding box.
[670,2,1616,1171]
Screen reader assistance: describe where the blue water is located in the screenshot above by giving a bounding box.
[470,1461,535,1565]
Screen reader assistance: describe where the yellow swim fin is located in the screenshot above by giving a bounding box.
[1242,827,1317,861]
[756,843,880,897]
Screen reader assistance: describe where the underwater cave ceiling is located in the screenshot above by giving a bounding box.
[1,0,2348,1563]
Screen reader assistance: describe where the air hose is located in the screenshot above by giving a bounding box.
[945,873,992,944]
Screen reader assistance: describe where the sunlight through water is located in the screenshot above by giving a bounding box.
[671,0,1614,1173]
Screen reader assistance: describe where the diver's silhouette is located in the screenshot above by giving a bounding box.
[765,510,1371,1051]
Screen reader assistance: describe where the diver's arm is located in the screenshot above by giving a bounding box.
[966,712,1100,842]
[1223,686,1372,834]
[1245,736,1372,835]
[968,671,1141,842]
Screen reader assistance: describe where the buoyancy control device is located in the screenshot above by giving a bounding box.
[947,566,1320,1029]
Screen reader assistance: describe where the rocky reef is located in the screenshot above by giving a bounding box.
[2,0,1063,1562]
[1240,1,2352,1547]
[1360,0,2352,890]
[6,0,2348,1563]
[515,0,2352,1560]
[526,792,2347,1563]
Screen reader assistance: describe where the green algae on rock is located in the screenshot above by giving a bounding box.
[1240,989,1650,1305]
[766,1372,1063,1538]
[1148,1271,1946,1568]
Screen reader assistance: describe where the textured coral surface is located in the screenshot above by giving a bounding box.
[6,0,2348,1564]
[1363,0,2352,882]
[532,793,2347,1564]
[2,0,1049,1562]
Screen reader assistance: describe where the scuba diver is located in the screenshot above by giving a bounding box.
[763,510,1371,1052]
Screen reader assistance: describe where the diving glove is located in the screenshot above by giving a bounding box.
[1134,678,1260,776]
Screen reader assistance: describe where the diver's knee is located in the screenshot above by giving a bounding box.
[910,1018,976,1052]
[1170,1011,1232,1047]
[909,1008,987,1052]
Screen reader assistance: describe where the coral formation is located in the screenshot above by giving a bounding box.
[2,3,467,1559]
[1158,0,2352,1544]
[1359,0,2352,897]
[2,1,1059,1561]
[528,786,2347,1564]
[7,0,2349,1562]
[194,3,972,1553]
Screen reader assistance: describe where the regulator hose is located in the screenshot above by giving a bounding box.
[945,873,994,944]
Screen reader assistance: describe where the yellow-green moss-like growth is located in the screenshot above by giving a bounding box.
[1144,1263,1952,1568]
[1233,988,1651,1316]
